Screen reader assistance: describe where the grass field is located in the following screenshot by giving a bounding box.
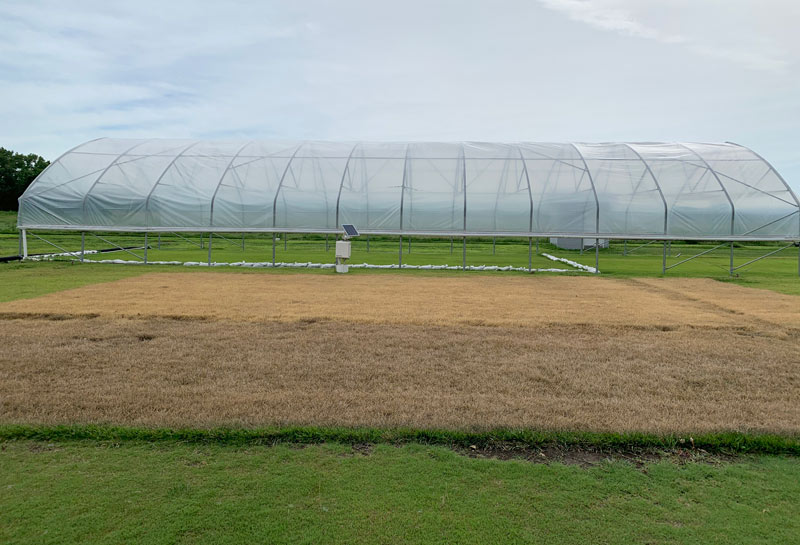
[2,210,800,543]
[4,440,800,545]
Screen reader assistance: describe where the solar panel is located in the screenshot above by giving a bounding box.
[342,224,360,237]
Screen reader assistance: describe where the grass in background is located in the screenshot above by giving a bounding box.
[2,234,798,299]
[2,439,799,545]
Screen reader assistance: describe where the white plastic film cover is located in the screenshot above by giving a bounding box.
[18,139,800,240]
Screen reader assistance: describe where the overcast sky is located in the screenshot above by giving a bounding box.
[1,0,798,190]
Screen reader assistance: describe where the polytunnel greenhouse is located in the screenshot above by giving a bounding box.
[19,138,799,242]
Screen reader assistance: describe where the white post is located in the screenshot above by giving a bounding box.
[21,229,28,259]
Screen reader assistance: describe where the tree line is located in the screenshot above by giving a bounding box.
[0,148,49,210]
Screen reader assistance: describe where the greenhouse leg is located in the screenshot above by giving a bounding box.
[595,239,599,274]
[623,240,627,256]
[462,237,466,270]
[580,239,583,255]
[536,239,539,253]
[528,237,532,272]
[493,237,496,255]
[208,233,213,266]
[730,242,734,276]
[143,233,147,264]
[284,233,287,251]
[81,232,85,263]
[22,229,27,259]
[272,235,276,265]
[158,233,161,250]
[241,233,245,251]
[408,236,411,254]
[326,234,329,252]
[398,236,403,266]
[366,236,370,252]
[450,237,453,254]
[662,242,667,275]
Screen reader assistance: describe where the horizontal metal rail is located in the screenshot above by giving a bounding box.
[15,225,800,242]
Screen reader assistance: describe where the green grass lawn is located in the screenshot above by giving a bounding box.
[2,231,798,300]
[2,439,799,545]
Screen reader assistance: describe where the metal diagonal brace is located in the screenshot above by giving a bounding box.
[89,233,145,261]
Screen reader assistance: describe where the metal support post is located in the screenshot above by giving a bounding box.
[408,236,411,254]
[623,239,627,256]
[528,237,532,272]
[272,234,276,265]
[366,235,370,252]
[143,233,147,264]
[158,233,161,250]
[580,239,584,255]
[81,232,86,263]
[730,242,734,276]
[21,229,27,259]
[450,237,453,254]
[595,238,599,274]
[284,233,287,251]
[493,237,496,255]
[398,235,403,266]
[208,233,213,265]
[200,235,204,249]
[325,234,329,252]
[536,239,539,253]
[462,237,466,270]
[242,233,245,251]
[661,242,667,275]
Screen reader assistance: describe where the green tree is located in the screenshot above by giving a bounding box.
[0,148,49,211]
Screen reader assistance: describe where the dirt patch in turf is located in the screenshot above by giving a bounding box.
[454,444,733,468]
[1,273,798,331]
[1,316,798,434]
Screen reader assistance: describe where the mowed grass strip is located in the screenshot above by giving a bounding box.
[2,317,798,434]
[1,272,799,330]
[3,440,800,545]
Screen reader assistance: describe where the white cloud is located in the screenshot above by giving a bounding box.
[538,0,795,72]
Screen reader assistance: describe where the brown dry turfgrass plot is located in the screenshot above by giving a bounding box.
[1,273,799,434]
[2,272,799,329]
